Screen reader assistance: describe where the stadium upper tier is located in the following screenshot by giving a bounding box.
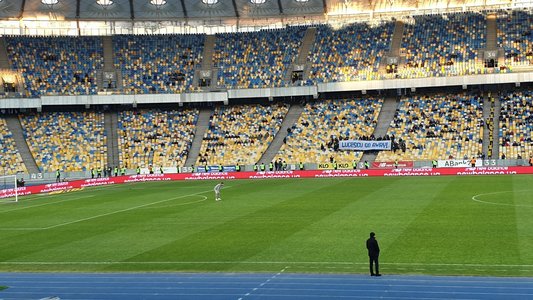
[0,10,532,98]
[19,112,107,172]
[213,27,306,89]
[113,34,204,94]
[497,10,533,67]
[6,36,103,98]
[0,118,27,174]
[376,94,484,161]
[308,22,394,83]
[197,103,289,166]
[118,109,199,169]
[276,98,382,164]
[499,91,533,160]
[398,12,486,78]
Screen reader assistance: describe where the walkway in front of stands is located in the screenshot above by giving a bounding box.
[1,272,533,300]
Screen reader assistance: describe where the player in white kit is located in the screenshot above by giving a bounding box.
[214,182,224,201]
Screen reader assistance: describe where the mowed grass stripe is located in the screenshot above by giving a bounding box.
[513,176,533,264]
[246,176,452,268]
[121,178,401,272]
[0,181,217,266]
[0,181,210,228]
[0,180,290,270]
[387,175,521,275]
[1,176,533,275]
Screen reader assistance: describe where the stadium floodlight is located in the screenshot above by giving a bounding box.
[0,175,18,203]
[202,0,219,6]
[41,0,59,5]
[96,0,114,7]
[150,0,167,9]
[250,0,267,4]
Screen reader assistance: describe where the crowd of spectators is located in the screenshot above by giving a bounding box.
[19,112,107,172]
[5,11,533,98]
[198,103,289,166]
[0,118,27,175]
[113,34,204,94]
[213,27,306,89]
[118,109,198,169]
[308,22,394,83]
[497,10,533,66]
[6,36,103,98]
[376,94,484,162]
[398,13,486,78]
[277,98,382,164]
[499,91,533,160]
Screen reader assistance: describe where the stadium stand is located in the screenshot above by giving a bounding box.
[0,118,27,175]
[118,109,198,169]
[113,34,204,94]
[197,103,289,165]
[213,27,306,88]
[376,93,484,161]
[276,98,382,164]
[499,91,533,160]
[497,10,533,67]
[398,13,486,78]
[308,22,394,83]
[6,36,103,97]
[19,112,107,172]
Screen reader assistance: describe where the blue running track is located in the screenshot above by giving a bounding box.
[1,272,533,300]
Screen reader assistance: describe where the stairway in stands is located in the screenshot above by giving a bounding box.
[379,21,404,72]
[104,112,120,168]
[359,97,398,164]
[297,27,317,65]
[0,38,10,69]
[388,21,405,57]
[258,104,304,165]
[201,35,216,70]
[195,35,216,88]
[486,14,497,50]
[4,116,40,173]
[486,14,505,67]
[0,37,24,95]
[491,95,501,159]
[101,36,121,90]
[293,27,317,83]
[102,36,114,71]
[184,108,213,167]
[482,94,491,158]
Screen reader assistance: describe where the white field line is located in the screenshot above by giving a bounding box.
[471,190,533,208]
[1,261,533,268]
[0,195,96,213]
[0,189,215,231]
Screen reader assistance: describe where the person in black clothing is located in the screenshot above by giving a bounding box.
[366,232,381,276]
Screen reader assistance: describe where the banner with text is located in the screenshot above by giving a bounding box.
[438,159,483,168]
[339,140,391,151]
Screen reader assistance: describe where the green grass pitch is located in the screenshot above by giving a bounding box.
[1,175,533,276]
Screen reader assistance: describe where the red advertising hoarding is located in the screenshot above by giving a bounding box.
[1,166,531,199]
[371,161,414,169]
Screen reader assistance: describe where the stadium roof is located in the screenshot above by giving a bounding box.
[0,0,525,22]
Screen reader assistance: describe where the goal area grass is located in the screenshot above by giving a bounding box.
[0,175,532,276]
